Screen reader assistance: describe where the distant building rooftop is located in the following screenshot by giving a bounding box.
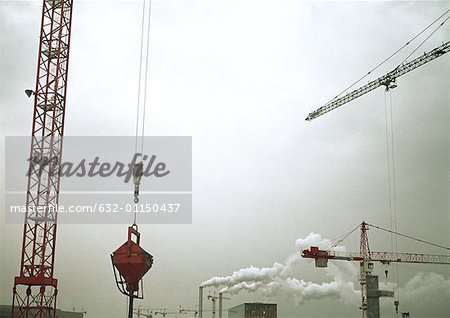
[228,303,277,318]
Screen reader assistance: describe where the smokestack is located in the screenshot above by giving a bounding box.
[199,286,203,318]
[218,292,223,318]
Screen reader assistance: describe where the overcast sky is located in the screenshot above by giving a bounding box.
[1,1,449,318]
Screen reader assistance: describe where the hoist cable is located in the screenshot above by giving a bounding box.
[140,0,153,156]
[327,223,361,252]
[135,0,147,156]
[388,91,398,254]
[133,0,152,224]
[368,223,450,251]
[384,90,400,306]
[396,13,450,69]
[384,92,394,253]
[390,90,400,309]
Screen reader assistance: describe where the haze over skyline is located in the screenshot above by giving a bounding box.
[1,1,449,317]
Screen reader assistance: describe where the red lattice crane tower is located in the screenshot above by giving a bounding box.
[12,0,74,317]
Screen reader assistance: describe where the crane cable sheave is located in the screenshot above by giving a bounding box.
[305,40,450,121]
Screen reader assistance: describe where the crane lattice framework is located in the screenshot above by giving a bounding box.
[12,0,74,317]
[305,40,450,121]
[135,308,185,318]
[301,221,450,318]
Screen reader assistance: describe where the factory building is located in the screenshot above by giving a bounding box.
[228,303,277,318]
[0,305,84,318]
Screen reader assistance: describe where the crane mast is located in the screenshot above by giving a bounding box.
[305,40,450,121]
[12,0,74,317]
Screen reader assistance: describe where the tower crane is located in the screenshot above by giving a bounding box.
[12,0,74,317]
[305,40,450,121]
[136,311,153,318]
[301,221,450,318]
[207,292,230,318]
[180,305,217,318]
[155,309,184,318]
[136,308,185,318]
[179,308,198,318]
[135,307,165,318]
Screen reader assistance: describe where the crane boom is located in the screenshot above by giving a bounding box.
[305,40,450,121]
[370,251,450,264]
[302,247,450,265]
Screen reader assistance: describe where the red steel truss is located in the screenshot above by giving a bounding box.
[12,0,74,317]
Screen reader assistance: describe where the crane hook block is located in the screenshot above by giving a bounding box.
[394,300,399,314]
[133,162,144,185]
[133,162,144,203]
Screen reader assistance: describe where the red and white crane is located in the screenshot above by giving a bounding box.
[12,0,74,317]
[301,221,450,318]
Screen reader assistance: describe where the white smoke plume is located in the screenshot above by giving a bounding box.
[380,271,450,315]
[201,233,359,304]
[401,272,450,302]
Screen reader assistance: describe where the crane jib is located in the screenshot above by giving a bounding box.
[305,40,450,121]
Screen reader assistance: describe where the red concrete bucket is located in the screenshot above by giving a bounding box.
[111,225,153,296]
